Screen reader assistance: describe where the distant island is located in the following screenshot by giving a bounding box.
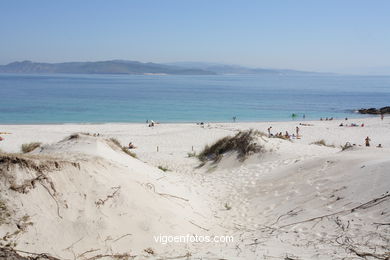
[0,60,319,75]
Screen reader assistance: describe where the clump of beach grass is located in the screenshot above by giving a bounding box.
[187,151,197,158]
[109,138,137,158]
[0,199,11,225]
[311,139,335,148]
[21,142,41,153]
[198,130,264,163]
[109,138,121,147]
[341,142,354,151]
[224,202,232,210]
[121,147,137,158]
[158,165,169,172]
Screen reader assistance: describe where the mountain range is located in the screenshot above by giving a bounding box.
[0,60,319,75]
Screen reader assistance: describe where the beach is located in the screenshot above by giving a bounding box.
[0,116,389,259]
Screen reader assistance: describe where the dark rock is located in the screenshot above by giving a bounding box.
[379,106,390,114]
[358,106,390,115]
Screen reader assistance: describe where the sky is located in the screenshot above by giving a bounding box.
[1,0,390,73]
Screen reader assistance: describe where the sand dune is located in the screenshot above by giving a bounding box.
[0,117,389,259]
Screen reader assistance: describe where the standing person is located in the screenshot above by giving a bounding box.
[381,113,384,121]
[291,113,297,120]
[267,126,272,137]
[303,114,306,119]
[296,126,300,137]
[365,136,371,147]
[233,116,236,123]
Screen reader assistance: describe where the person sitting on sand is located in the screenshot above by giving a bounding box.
[128,142,136,149]
[377,144,383,148]
[0,136,3,141]
[361,123,364,127]
[365,136,371,147]
[284,131,290,139]
[339,123,344,127]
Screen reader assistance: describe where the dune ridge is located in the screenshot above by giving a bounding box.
[0,117,389,259]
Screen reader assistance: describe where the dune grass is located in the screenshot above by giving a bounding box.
[341,142,354,151]
[109,138,137,158]
[187,151,197,158]
[21,142,41,153]
[311,139,335,148]
[158,165,169,172]
[198,130,264,163]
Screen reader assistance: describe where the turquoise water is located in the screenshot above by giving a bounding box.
[0,73,389,123]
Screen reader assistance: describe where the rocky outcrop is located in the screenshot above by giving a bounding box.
[358,106,390,114]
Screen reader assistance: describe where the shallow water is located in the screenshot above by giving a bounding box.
[0,73,389,123]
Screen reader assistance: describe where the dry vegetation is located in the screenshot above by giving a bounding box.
[158,166,169,172]
[341,142,354,151]
[21,142,41,153]
[109,138,137,158]
[198,130,264,163]
[0,199,11,225]
[311,139,335,148]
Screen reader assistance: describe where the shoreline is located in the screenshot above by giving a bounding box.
[0,114,380,126]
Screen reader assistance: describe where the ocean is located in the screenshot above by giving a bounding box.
[0,73,389,124]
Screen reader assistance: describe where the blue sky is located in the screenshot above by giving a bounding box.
[1,0,389,73]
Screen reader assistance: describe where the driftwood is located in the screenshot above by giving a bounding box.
[95,186,121,207]
[278,194,390,229]
[145,183,189,202]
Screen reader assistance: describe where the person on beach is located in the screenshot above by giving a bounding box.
[296,126,300,137]
[381,113,384,120]
[233,116,236,122]
[267,126,272,137]
[377,144,383,148]
[365,136,371,147]
[285,131,290,139]
[0,136,3,141]
[128,142,136,149]
[291,113,297,120]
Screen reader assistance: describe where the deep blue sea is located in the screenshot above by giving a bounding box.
[1,73,389,124]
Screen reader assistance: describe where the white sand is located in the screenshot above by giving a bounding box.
[0,116,389,259]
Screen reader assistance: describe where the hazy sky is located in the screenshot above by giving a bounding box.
[1,0,390,73]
